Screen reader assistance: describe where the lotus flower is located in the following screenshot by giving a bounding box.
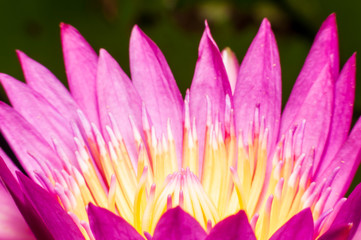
[0,13,360,240]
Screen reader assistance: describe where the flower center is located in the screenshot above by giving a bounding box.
[34,96,340,240]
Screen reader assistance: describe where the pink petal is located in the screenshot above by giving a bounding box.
[319,53,356,173]
[0,177,35,240]
[281,13,338,138]
[318,224,352,240]
[189,22,232,173]
[16,50,80,121]
[233,18,281,153]
[269,208,314,240]
[317,117,361,210]
[87,203,143,240]
[221,47,239,94]
[129,25,183,164]
[152,207,207,240]
[0,102,63,179]
[281,63,334,172]
[206,210,256,240]
[327,183,361,239]
[60,23,99,127]
[96,48,144,167]
[0,74,77,163]
[17,172,85,240]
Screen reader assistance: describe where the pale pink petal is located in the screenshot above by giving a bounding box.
[16,50,80,121]
[221,47,239,94]
[96,48,144,167]
[129,25,183,164]
[281,13,338,135]
[61,23,99,127]
[190,22,232,173]
[233,18,281,153]
[319,53,356,173]
[0,102,63,179]
[0,74,76,163]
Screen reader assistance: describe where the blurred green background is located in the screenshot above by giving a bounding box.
[0,0,360,191]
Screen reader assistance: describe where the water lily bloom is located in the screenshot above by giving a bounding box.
[1,13,361,240]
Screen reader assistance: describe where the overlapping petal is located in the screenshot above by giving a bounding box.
[269,209,314,240]
[318,117,361,209]
[0,102,63,178]
[88,203,143,240]
[130,25,184,164]
[97,48,144,166]
[61,23,99,127]
[17,173,85,240]
[152,207,207,240]
[190,22,232,172]
[233,18,281,153]
[206,210,256,240]
[280,14,338,170]
[326,183,361,239]
[0,74,77,163]
[16,50,80,122]
[221,47,239,94]
[319,53,356,173]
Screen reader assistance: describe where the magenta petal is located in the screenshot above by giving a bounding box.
[0,157,53,239]
[281,14,338,141]
[97,49,144,166]
[0,182,35,240]
[318,224,352,240]
[269,208,314,240]
[0,74,76,162]
[60,23,99,127]
[87,203,143,240]
[189,23,232,172]
[129,25,183,163]
[17,172,85,240]
[206,210,256,240]
[281,63,334,172]
[16,50,80,121]
[234,18,281,152]
[0,148,20,178]
[317,117,361,209]
[152,207,207,240]
[327,183,361,239]
[0,102,62,178]
[319,53,356,173]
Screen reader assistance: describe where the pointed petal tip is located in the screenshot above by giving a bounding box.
[60,22,81,39]
[131,24,144,38]
[98,48,108,57]
[320,12,338,32]
[204,19,209,29]
[261,17,271,26]
[59,22,71,30]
